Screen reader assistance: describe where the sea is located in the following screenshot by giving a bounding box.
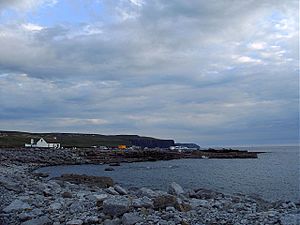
[36,146,299,203]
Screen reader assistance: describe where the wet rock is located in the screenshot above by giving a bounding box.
[57,174,113,188]
[103,196,130,216]
[20,215,51,225]
[168,182,185,196]
[122,212,143,225]
[2,199,31,213]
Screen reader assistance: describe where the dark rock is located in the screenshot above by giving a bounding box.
[62,191,73,198]
[56,174,114,188]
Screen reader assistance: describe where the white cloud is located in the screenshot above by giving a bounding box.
[22,23,44,31]
[248,42,266,50]
[234,56,262,64]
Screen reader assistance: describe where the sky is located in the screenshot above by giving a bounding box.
[0,0,298,146]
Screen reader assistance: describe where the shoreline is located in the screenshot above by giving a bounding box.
[0,148,299,225]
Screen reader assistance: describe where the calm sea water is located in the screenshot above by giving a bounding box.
[36,146,299,202]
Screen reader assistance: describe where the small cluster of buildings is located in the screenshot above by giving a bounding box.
[24,138,200,152]
[25,138,60,149]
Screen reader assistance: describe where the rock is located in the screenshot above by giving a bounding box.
[152,192,177,209]
[168,182,185,196]
[280,214,300,225]
[84,216,99,224]
[189,198,209,209]
[66,219,83,225]
[69,201,83,213]
[105,168,115,171]
[20,215,51,225]
[103,196,130,216]
[58,174,113,188]
[106,187,119,195]
[95,194,108,206]
[114,185,128,195]
[103,218,121,225]
[49,202,62,211]
[122,212,143,225]
[138,188,158,198]
[62,191,73,198]
[2,199,31,213]
[132,196,154,208]
[18,213,32,222]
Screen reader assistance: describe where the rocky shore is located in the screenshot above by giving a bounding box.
[0,149,299,225]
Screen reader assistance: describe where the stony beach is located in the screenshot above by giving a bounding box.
[0,148,299,225]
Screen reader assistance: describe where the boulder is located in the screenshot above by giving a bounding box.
[114,185,128,195]
[20,216,51,225]
[152,192,177,209]
[49,202,62,211]
[95,194,108,206]
[138,188,158,198]
[106,187,119,195]
[103,196,130,216]
[122,213,143,225]
[168,182,185,196]
[132,196,154,208]
[2,199,31,213]
[62,191,73,198]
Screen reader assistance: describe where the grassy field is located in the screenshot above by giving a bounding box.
[0,131,174,148]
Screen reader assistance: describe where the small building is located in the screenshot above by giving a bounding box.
[25,138,60,149]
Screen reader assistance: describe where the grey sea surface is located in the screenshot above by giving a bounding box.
[36,146,299,202]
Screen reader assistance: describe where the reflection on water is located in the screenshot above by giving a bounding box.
[36,146,300,202]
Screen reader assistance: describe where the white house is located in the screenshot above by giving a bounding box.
[25,138,60,149]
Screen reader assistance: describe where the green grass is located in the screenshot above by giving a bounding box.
[0,131,174,148]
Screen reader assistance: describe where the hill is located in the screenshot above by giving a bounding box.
[0,131,175,148]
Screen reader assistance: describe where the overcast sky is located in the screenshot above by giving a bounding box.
[0,0,298,146]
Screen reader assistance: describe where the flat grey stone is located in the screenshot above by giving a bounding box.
[20,215,51,225]
[122,212,143,225]
[103,196,130,216]
[3,199,31,213]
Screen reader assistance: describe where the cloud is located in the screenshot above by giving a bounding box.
[0,0,298,145]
